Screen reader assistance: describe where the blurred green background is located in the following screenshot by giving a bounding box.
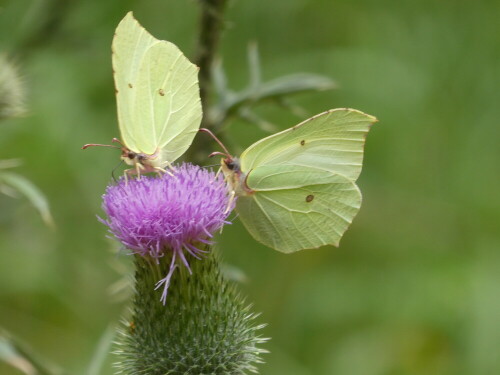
[1,0,499,374]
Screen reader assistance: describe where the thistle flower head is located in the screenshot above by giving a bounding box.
[101,163,233,303]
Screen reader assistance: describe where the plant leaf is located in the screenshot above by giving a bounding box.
[247,42,262,89]
[0,329,65,375]
[223,73,336,120]
[238,107,278,133]
[0,159,23,169]
[243,73,336,101]
[0,172,54,228]
[86,325,115,375]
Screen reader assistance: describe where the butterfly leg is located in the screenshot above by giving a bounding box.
[153,167,166,178]
[223,172,235,193]
[157,166,174,177]
[157,161,176,177]
[210,166,223,184]
[165,161,176,172]
[214,166,222,180]
[220,189,236,234]
[135,163,145,180]
[124,168,135,184]
[225,190,236,214]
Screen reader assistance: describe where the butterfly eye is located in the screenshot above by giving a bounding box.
[225,159,240,172]
[127,152,136,159]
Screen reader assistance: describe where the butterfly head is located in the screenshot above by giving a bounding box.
[198,128,252,194]
[120,148,150,166]
[221,156,254,196]
[83,138,161,170]
[222,156,240,173]
[199,127,239,173]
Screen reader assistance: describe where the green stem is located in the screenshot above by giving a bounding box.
[115,250,267,374]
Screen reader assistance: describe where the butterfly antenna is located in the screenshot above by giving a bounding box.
[111,138,126,146]
[208,151,229,158]
[199,128,231,158]
[82,143,121,150]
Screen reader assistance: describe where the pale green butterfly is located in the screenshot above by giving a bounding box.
[83,12,202,175]
[207,108,377,253]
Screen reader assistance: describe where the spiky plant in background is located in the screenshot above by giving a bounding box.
[0,55,25,120]
[0,55,53,227]
[101,164,267,374]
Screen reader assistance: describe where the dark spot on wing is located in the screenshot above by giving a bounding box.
[159,89,165,96]
[128,83,133,88]
[306,194,314,202]
[300,140,306,146]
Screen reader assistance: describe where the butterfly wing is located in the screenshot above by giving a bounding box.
[236,165,362,253]
[133,42,202,162]
[240,108,376,181]
[113,12,157,154]
[113,12,201,160]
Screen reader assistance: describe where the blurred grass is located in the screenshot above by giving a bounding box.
[1,0,499,374]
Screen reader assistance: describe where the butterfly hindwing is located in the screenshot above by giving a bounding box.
[237,165,362,253]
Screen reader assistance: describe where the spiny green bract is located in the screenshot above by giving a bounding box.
[114,250,267,375]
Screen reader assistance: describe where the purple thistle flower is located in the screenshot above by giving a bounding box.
[101,163,234,304]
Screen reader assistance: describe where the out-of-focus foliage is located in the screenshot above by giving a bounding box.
[210,43,336,132]
[0,56,53,228]
[0,56,25,119]
[0,328,65,375]
[0,171,53,228]
[0,0,499,374]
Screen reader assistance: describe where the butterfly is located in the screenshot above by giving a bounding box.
[83,12,202,175]
[207,108,376,253]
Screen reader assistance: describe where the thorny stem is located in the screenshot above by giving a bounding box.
[194,0,228,129]
[189,0,229,163]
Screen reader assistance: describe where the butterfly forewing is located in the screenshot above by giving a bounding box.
[113,12,159,154]
[240,109,376,182]
[133,42,201,159]
[112,12,201,161]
